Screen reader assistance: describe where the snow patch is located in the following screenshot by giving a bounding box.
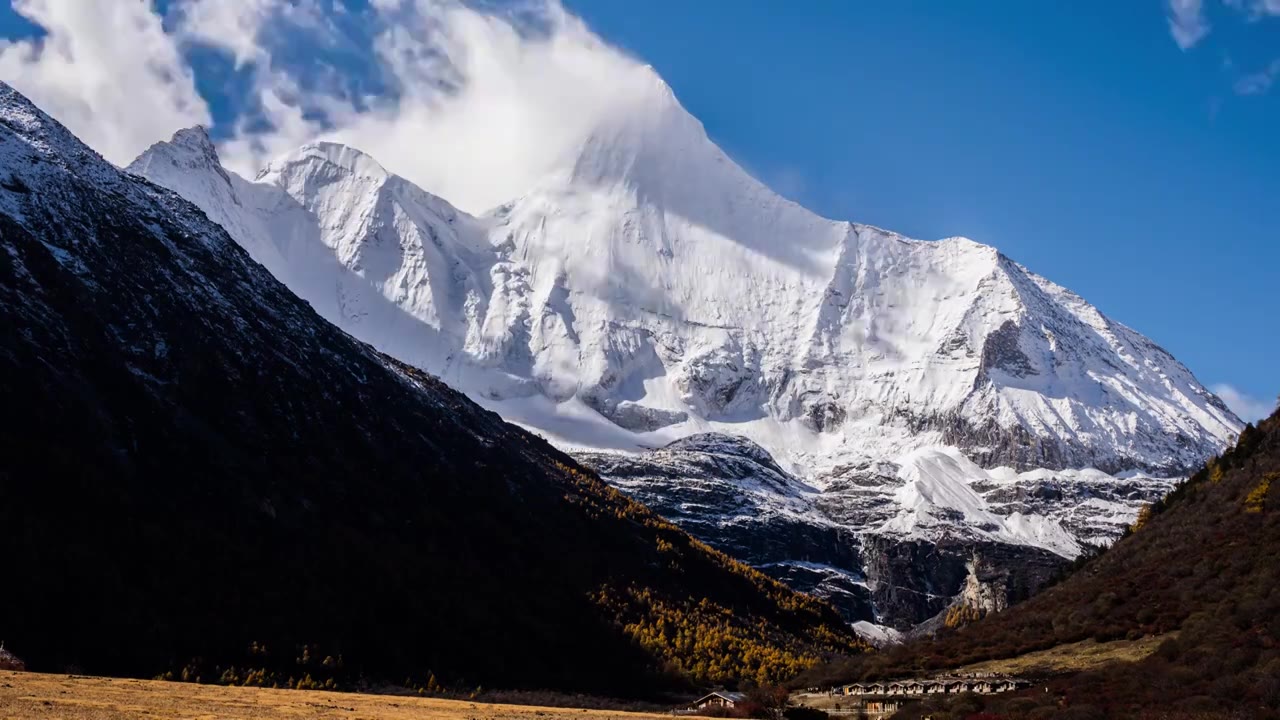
[852,621,906,647]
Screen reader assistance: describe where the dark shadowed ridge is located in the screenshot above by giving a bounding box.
[0,82,863,697]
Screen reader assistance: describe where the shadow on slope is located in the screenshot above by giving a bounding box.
[0,81,862,698]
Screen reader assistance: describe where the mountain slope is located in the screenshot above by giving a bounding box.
[809,408,1280,717]
[127,65,1239,634]
[580,436,1091,631]
[486,68,1238,475]
[0,81,862,694]
[128,66,1239,478]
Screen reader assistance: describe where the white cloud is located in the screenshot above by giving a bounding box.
[1224,0,1280,18]
[1234,58,1280,94]
[1168,0,1280,47]
[1168,0,1210,49]
[0,0,211,166]
[215,73,329,174]
[1166,1,1280,100]
[211,0,656,214]
[1211,384,1278,422]
[26,0,641,214]
[0,0,655,213]
[173,0,288,67]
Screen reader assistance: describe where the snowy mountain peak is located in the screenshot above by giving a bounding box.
[131,126,223,177]
[559,64,708,192]
[127,126,243,240]
[259,141,392,186]
[168,125,217,156]
[108,68,1247,629]
[128,70,1239,480]
[259,141,477,233]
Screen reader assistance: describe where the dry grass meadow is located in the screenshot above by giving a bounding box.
[0,671,675,720]
[954,632,1176,676]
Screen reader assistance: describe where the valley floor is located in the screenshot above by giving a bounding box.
[0,671,673,720]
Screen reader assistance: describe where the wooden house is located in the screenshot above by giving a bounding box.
[993,679,1021,693]
[970,679,996,694]
[690,691,747,710]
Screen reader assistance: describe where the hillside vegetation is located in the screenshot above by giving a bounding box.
[953,633,1175,676]
[807,408,1280,718]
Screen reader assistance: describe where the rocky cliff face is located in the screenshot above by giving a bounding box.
[859,536,1063,631]
[579,435,1164,635]
[579,435,874,623]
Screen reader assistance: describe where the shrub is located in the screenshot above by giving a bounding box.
[783,706,828,720]
[0,644,24,671]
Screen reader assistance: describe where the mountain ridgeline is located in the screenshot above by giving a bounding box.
[128,69,1240,480]
[0,82,864,695]
[126,62,1240,637]
[807,407,1280,718]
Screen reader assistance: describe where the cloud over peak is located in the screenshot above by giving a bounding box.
[0,0,670,215]
[0,0,211,165]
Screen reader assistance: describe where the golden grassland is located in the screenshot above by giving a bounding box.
[953,632,1176,677]
[0,671,675,720]
[791,632,1176,711]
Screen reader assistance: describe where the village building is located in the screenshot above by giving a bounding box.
[863,699,903,715]
[689,691,747,711]
[969,679,994,694]
[924,681,949,695]
[839,675,1029,698]
[994,679,1020,693]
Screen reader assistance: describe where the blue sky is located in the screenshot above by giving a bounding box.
[0,0,1276,418]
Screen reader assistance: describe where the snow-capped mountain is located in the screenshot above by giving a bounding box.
[128,64,1241,633]
[0,80,862,687]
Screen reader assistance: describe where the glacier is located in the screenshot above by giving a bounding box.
[127,63,1241,634]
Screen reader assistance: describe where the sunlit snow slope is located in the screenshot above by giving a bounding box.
[130,66,1238,475]
[129,64,1241,631]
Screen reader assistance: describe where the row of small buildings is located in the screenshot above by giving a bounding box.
[838,677,1026,697]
